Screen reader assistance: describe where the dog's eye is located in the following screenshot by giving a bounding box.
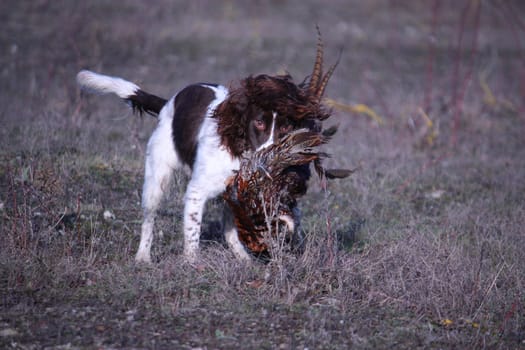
[254,119,266,131]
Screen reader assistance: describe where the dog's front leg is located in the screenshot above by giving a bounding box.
[182,181,207,262]
[222,206,252,261]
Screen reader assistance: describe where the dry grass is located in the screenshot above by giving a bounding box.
[1,1,524,348]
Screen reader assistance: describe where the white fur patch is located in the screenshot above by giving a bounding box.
[76,70,139,99]
[278,214,295,232]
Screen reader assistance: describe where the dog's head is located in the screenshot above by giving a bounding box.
[215,28,338,157]
[214,74,326,156]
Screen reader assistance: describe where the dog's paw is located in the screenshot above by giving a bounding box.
[135,251,152,264]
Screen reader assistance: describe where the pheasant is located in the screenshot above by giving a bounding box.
[223,127,351,258]
[224,27,352,258]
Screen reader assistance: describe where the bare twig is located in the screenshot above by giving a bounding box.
[472,262,508,321]
[450,0,481,148]
[423,0,440,114]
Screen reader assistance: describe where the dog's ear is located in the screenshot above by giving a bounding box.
[215,85,251,157]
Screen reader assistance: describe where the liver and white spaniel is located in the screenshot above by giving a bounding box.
[77,32,336,263]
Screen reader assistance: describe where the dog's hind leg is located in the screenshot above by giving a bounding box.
[136,101,179,263]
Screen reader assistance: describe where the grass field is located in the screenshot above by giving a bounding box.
[1,1,524,348]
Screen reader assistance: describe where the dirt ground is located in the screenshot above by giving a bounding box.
[1,1,524,349]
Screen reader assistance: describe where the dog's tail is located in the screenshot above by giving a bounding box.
[76,70,167,116]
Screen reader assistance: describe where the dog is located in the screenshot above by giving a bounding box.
[76,32,336,263]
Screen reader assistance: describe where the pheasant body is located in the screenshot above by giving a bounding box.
[224,129,329,256]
